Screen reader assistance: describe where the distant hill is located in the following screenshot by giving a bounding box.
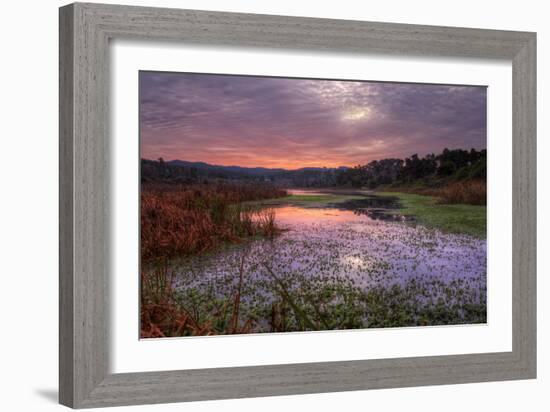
[142,158,350,187]
[167,160,287,176]
[166,160,347,176]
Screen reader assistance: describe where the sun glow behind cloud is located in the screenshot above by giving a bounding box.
[341,107,372,121]
[140,72,487,169]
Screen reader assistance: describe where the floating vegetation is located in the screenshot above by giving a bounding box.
[141,201,486,337]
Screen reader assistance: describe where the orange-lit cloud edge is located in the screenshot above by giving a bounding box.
[140,72,487,170]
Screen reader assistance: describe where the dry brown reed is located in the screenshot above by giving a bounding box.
[434,180,487,205]
[141,183,286,261]
[385,179,486,206]
[140,251,257,338]
[139,262,212,338]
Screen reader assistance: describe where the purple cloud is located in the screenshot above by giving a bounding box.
[140,71,486,169]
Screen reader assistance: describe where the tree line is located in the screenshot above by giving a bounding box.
[141,147,486,189]
[334,148,486,188]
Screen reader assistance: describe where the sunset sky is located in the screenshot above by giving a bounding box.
[140,71,487,170]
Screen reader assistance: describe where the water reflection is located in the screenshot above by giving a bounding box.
[286,189,327,196]
[284,188,412,222]
[168,189,486,330]
[273,206,368,226]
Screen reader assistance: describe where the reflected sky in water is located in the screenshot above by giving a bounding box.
[171,198,486,319]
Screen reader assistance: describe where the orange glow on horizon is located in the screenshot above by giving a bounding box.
[141,148,384,170]
[167,156,358,170]
[140,135,395,170]
[139,72,487,170]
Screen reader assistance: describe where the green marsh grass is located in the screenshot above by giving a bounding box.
[378,192,486,238]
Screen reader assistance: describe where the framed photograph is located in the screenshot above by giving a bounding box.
[59,2,536,408]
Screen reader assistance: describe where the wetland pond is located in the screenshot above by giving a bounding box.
[167,189,487,332]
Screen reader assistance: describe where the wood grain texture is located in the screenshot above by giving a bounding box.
[512,34,537,374]
[59,2,537,408]
[59,4,74,407]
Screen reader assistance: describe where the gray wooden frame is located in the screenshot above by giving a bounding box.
[59,2,536,408]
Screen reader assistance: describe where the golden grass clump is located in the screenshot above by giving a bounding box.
[141,183,286,261]
[384,179,486,206]
[436,180,487,205]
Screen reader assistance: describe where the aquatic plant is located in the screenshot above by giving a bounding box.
[141,207,487,337]
[141,183,287,260]
[140,186,487,337]
[140,249,258,337]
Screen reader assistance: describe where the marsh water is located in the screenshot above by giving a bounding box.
[169,189,486,330]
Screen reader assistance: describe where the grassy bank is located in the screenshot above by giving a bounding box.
[382,179,486,206]
[248,189,486,238]
[379,192,486,238]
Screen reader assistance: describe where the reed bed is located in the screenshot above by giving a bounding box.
[140,182,286,337]
[383,179,486,206]
[141,183,286,260]
[140,252,258,338]
[434,180,486,205]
